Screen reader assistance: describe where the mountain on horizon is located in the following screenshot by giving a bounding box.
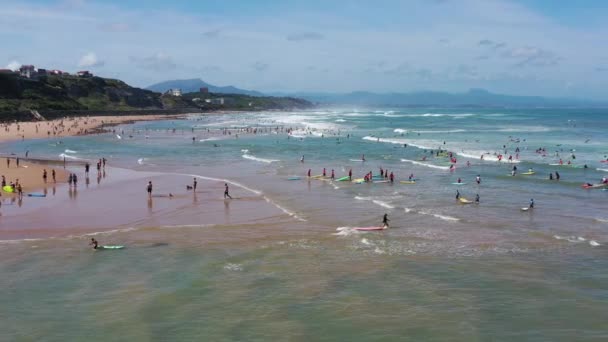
[146,79,263,96]
[271,88,604,107]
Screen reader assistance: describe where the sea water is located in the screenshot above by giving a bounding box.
[1,108,607,340]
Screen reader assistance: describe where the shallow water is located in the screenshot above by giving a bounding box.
[1,107,607,340]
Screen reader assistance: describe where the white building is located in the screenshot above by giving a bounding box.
[165,88,182,97]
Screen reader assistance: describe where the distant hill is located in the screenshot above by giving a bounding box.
[147,79,264,96]
[0,73,312,119]
[0,73,188,112]
[272,88,604,107]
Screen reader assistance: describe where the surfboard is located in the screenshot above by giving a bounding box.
[452,182,466,185]
[581,183,607,189]
[352,178,365,183]
[400,181,416,184]
[27,193,46,197]
[2,185,14,193]
[336,176,350,181]
[521,171,535,175]
[287,177,301,181]
[521,207,531,211]
[373,180,389,183]
[458,197,472,204]
[99,245,124,250]
[310,174,324,179]
[349,159,365,162]
[354,226,386,231]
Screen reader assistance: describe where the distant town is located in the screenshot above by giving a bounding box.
[0,64,94,79]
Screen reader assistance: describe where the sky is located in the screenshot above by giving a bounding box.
[2,0,608,99]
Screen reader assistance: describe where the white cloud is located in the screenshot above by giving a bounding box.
[6,61,21,71]
[78,52,104,68]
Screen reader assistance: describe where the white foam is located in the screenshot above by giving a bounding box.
[594,218,608,224]
[58,153,89,161]
[64,149,77,154]
[456,151,521,163]
[374,247,386,254]
[590,240,601,247]
[242,154,279,164]
[372,200,395,209]
[401,158,450,170]
[333,226,361,236]
[335,119,346,122]
[116,134,122,140]
[418,210,460,222]
[361,238,372,245]
[394,128,407,133]
[137,158,145,165]
[224,263,243,271]
[412,129,467,134]
[199,137,222,142]
[597,168,608,172]
[362,136,438,150]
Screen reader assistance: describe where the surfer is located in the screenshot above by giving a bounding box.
[224,183,232,199]
[475,194,480,203]
[456,190,460,200]
[308,169,311,177]
[331,169,335,180]
[555,171,560,181]
[147,181,153,198]
[389,172,394,183]
[382,213,390,228]
[89,238,99,250]
[476,175,481,184]
[549,173,553,180]
[457,177,462,184]
[361,154,366,162]
[300,155,304,163]
[348,169,352,181]
[529,198,534,209]
[323,168,326,177]
[409,173,414,181]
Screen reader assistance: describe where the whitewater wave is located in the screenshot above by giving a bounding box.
[242,154,279,164]
[335,119,346,122]
[456,151,521,163]
[401,158,450,170]
[418,210,460,222]
[554,235,599,246]
[64,149,77,154]
[333,226,362,236]
[362,136,437,150]
[597,168,608,173]
[199,137,222,142]
[59,153,89,161]
[394,128,407,134]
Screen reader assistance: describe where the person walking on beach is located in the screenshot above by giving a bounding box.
[6,158,10,168]
[382,213,390,228]
[193,178,197,191]
[73,174,78,187]
[16,158,19,167]
[85,163,90,176]
[224,183,232,199]
[42,169,47,183]
[147,181,153,198]
[52,169,56,183]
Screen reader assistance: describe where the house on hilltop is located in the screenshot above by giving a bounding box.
[77,70,93,77]
[19,65,36,78]
[165,89,182,96]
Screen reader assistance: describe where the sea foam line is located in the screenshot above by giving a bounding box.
[401,158,450,170]
[242,154,279,164]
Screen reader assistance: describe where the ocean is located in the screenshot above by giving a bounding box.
[1,107,607,341]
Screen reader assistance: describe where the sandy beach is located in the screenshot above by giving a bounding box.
[0,114,186,143]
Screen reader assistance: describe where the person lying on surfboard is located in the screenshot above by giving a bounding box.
[382,213,390,228]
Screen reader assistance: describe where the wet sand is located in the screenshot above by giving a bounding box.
[0,165,290,240]
[0,157,69,191]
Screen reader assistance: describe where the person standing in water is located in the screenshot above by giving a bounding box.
[475,194,480,203]
[456,190,460,200]
[300,155,304,163]
[348,169,352,181]
[147,181,153,198]
[193,178,197,191]
[476,175,481,184]
[90,238,99,250]
[382,213,390,228]
[331,169,335,180]
[224,183,232,199]
[529,198,535,209]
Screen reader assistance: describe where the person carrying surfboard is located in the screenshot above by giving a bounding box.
[382,214,390,228]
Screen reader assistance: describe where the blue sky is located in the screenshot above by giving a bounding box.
[2,0,608,99]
